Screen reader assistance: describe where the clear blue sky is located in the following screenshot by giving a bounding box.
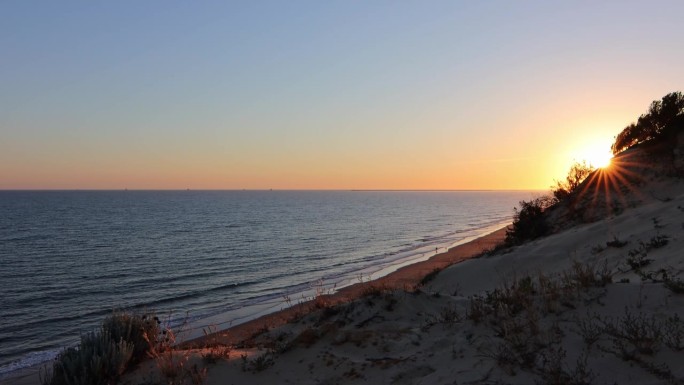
[2,1,683,189]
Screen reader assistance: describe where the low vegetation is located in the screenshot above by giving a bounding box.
[40,312,211,385]
[41,312,161,385]
[505,159,598,247]
[505,90,684,248]
[552,161,595,203]
[35,91,684,383]
[41,330,133,385]
[505,196,554,246]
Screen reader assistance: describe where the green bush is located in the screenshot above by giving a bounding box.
[505,197,552,246]
[45,330,133,385]
[43,312,161,385]
[102,312,159,364]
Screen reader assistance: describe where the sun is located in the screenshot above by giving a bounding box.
[588,150,613,169]
[574,143,614,169]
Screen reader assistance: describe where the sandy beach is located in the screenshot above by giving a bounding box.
[6,2,684,383]
[181,226,508,350]
[8,147,684,385]
[1,225,507,385]
[118,149,683,385]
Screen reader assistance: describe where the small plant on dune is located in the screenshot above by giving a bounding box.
[570,260,604,288]
[149,348,207,385]
[185,364,208,385]
[635,267,679,284]
[102,311,160,364]
[41,330,134,385]
[423,304,462,330]
[240,352,275,373]
[383,293,399,312]
[138,313,209,385]
[484,276,537,319]
[481,341,518,376]
[308,279,337,310]
[644,234,669,249]
[200,326,231,364]
[537,271,561,314]
[664,276,684,294]
[42,311,161,385]
[590,244,606,254]
[536,346,594,385]
[360,283,392,298]
[467,294,489,324]
[155,349,189,382]
[624,234,670,270]
[484,314,561,373]
[652,217,665,230]
[359,283,396,308]
[201,345,231,364]
[559,260,612,297]
[662,314,684,351]
[626,247,653,271]
[606,235,628,248]
[438,304,462,324]
[146,337,208,385]
[317,304,341,322]
[419,268,441,286]
[604,308,662,357]
[595,260,614,286]
[576,313,604,348]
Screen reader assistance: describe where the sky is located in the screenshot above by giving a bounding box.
[1,1,683,190]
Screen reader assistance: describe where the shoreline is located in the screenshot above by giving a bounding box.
[175,220,511,341]
[182,225,507,349]
[0,225,508,385]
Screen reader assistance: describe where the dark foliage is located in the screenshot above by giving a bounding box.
[43,312,162,385]
[505,197,553,246]
[612,91,684,155]
[552,161,595,203]
[102,312,160,364]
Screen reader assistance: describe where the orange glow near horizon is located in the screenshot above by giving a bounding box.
[0,91,667,191]
[3,3,684,191]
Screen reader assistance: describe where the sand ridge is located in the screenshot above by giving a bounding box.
[124,174,684,385]
[10,156,684,384]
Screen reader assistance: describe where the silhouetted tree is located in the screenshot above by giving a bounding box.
[552,161,595,203]
[505,196,554,246]
[661,114,684,143]
[612,91,684,154]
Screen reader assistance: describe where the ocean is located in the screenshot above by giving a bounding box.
[0,190,534,377]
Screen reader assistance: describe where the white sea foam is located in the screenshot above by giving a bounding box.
[0,190,538,375]
[0,349,60,379]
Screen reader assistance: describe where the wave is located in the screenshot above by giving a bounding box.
[179,219,513,339]
[0,349,61,378]
[0,190,529,379]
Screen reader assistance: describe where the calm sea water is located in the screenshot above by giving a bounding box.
[0,190,534,376]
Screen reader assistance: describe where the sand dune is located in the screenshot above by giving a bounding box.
[121,162,684,385]
[10,147,684,385]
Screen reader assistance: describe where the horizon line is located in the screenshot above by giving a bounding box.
[0,188,546,192]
